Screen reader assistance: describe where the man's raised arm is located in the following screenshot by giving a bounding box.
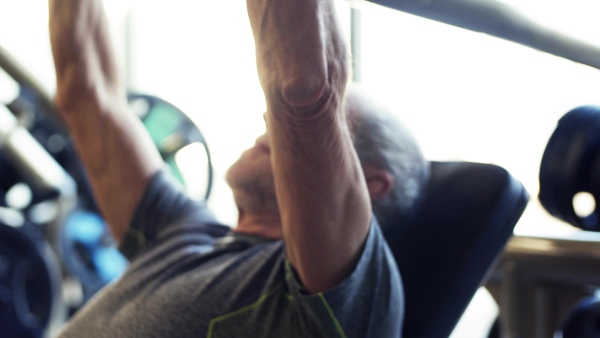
[49,0,163,243]
[247,0,372,293]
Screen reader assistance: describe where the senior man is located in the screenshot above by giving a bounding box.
[50,0,428,336]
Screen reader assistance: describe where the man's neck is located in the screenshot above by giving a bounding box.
[233,209,283,240]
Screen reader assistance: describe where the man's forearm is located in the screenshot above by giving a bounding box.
[247,0,371,294]
[62,105,162,243]
[50,0,162,243]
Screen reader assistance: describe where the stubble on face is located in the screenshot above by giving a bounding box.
[226,135,278,211]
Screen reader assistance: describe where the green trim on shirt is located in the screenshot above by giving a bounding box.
[207,284,284,338]
[284,260,347,337]
[318,293,347,338]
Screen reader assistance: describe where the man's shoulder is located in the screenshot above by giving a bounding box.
[315,219,404,336]
[122,170,225,258]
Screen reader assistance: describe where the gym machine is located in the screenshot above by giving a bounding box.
[0,44,213,337]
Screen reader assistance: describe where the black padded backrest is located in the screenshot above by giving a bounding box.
[385,161,529,338]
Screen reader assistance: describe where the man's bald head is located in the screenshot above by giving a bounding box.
[346,84,429,233]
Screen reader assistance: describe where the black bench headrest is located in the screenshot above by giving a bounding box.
[385,161,529,338]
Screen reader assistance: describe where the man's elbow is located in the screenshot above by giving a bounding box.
[281,75,329,112]
[276,73,347,121]
[268,49,349,121]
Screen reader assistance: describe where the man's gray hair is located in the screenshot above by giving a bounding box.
[348,87,430,233]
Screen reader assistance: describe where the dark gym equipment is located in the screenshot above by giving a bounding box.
[0,103,76,201]
[558,294,600,338]
[1,44,80,336]
[386,161,529,338]
[539,106,600,232]
[538,106,600,337]
[0,97,73,337]
[0,221,62,338]
[129,93,213,201]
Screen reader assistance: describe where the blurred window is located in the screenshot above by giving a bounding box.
[357,2,600,237]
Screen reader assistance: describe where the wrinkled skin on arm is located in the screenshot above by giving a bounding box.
[247,0,372,294]
[49,0,163,243]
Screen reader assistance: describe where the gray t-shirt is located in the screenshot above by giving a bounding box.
[59,172,404,337]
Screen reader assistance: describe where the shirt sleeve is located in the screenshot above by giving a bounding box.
[118,170,229,261]
[284,218,404,338]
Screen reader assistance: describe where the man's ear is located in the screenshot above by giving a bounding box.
[362,163,395,200]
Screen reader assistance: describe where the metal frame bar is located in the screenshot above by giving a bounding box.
[367,0,600,70]
[0,45,62,125]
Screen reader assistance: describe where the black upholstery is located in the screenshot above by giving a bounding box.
[385,161,529,338]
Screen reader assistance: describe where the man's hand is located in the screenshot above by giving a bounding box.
[247,0,371,293]
[49,0,162,243]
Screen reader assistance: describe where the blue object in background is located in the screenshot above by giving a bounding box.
[61,210,128,301]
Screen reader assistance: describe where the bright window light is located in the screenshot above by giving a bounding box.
[573,191,596,219]
[357,2,600,237]
[175,142,210,202]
